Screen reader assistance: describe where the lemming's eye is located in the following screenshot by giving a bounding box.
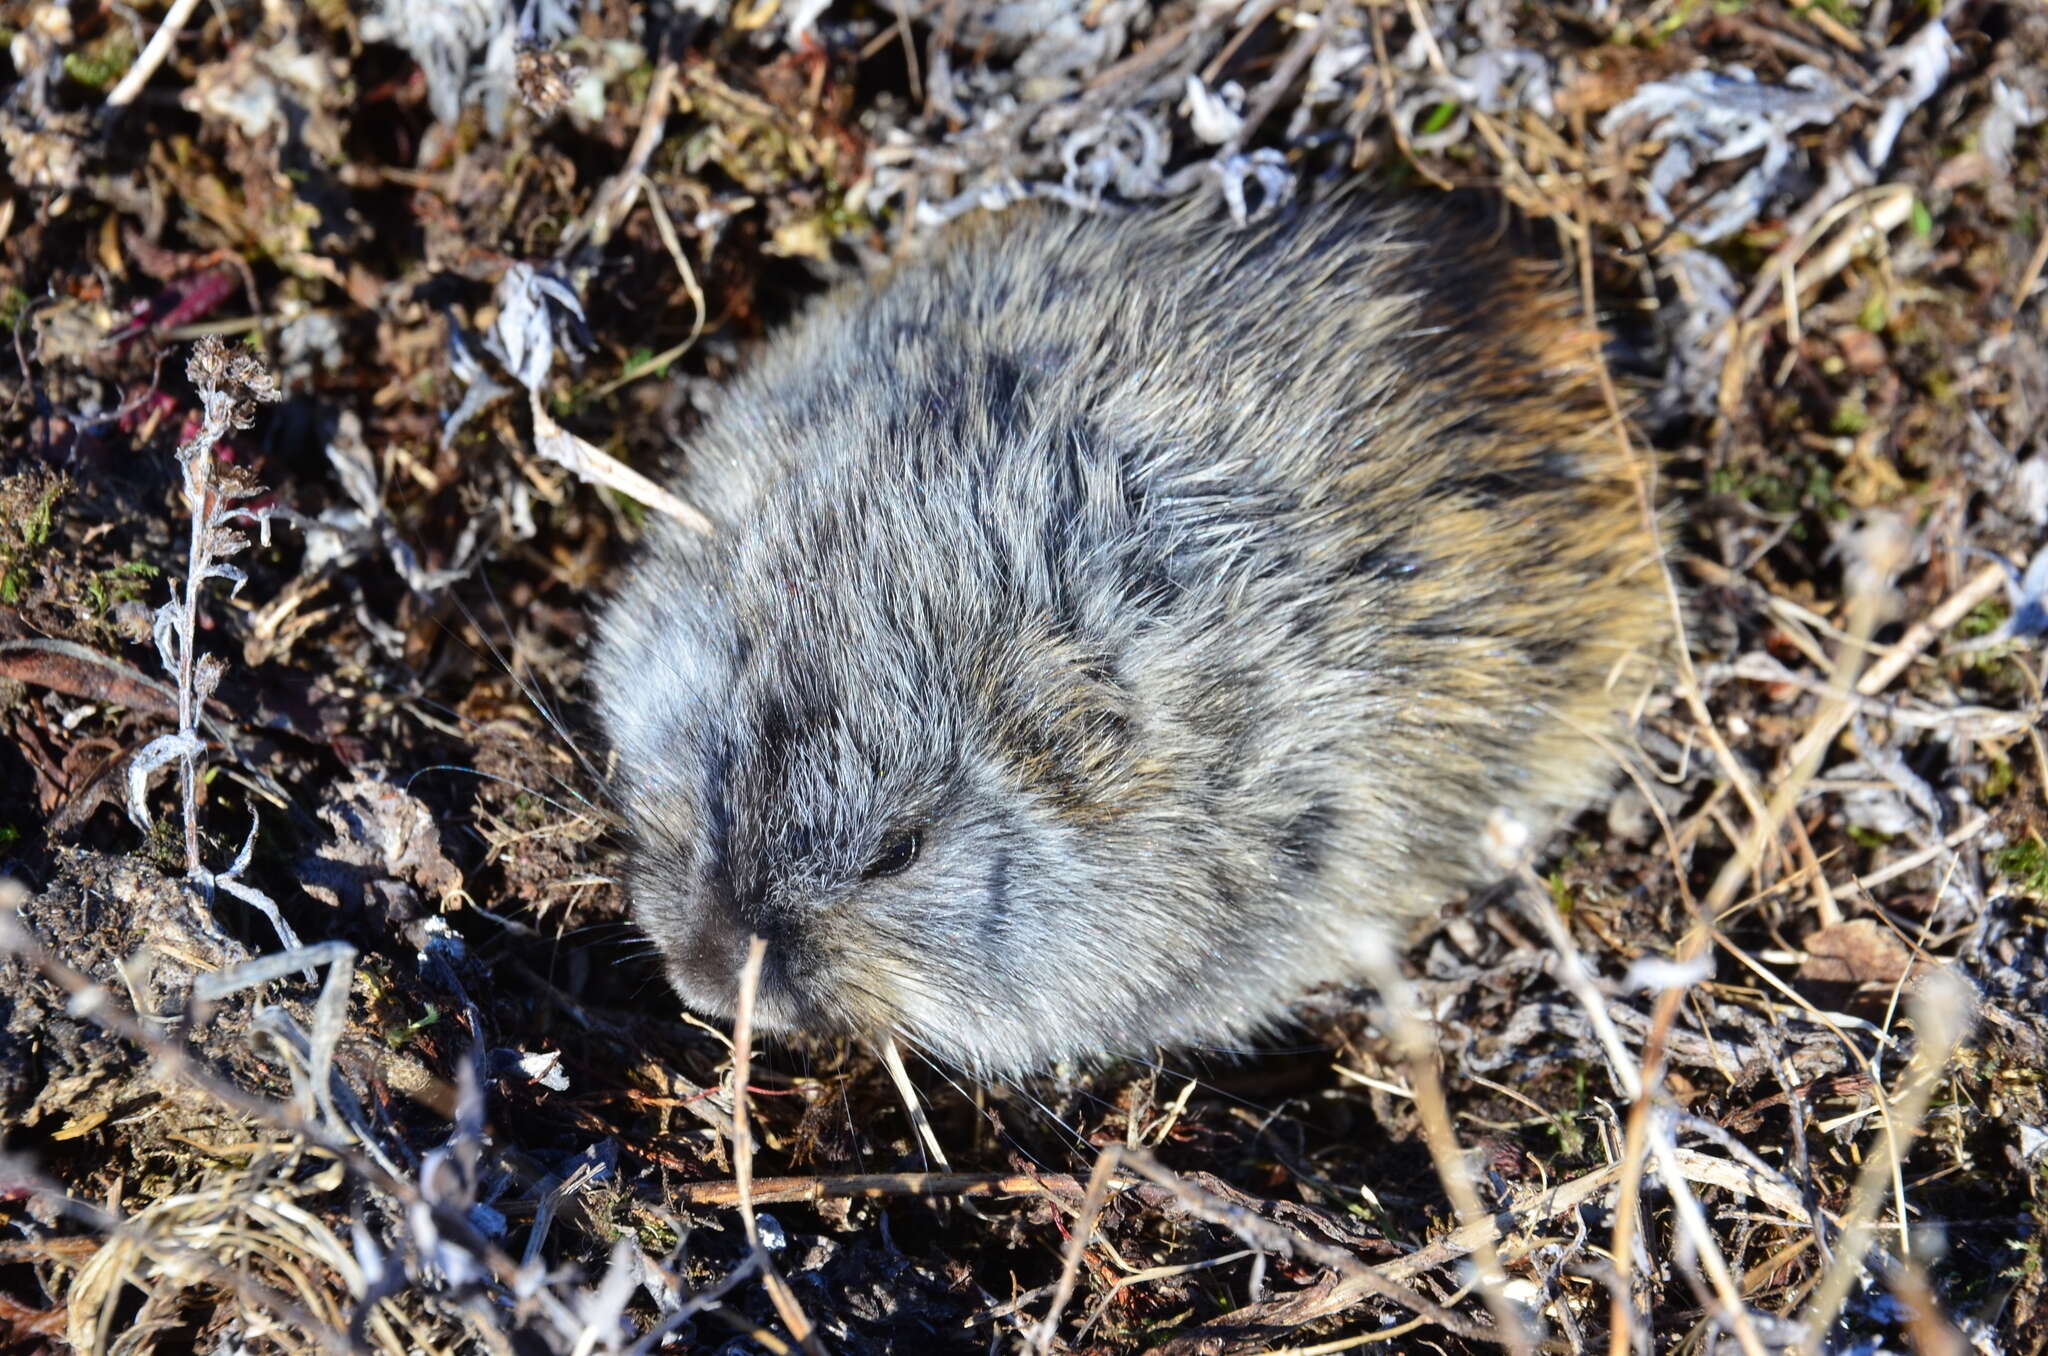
[864,828,921,879]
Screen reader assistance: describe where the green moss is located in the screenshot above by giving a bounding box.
[61,31,137,91]
[1828,401,1872,437]
[384,1003,444,1049]
[618,493,649,529]
[0,478,62,605]
[85,560,161,614]
[1982,758,2016,801]
[1992,838,2048,897]
[1651,0,1708,40]
[1803,0,1861,25]
[1959,599,2009,639]
[20,481,57,549]
[1543,1107,1587,1158]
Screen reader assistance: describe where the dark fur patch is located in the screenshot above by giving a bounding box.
[1439,444,1583,508]
[1347,544,1422,581]
[1275,795,1339,881]
[1518,630,1580,668]
[701,736,738,915]
[980,354,1025,430]
[982,847,1013,946]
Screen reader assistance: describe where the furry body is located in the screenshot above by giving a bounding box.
[596,194,1666,1076]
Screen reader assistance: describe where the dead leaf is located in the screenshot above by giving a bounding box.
[1796,918,1925,988]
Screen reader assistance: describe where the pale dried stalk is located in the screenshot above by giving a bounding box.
[126,342,285,924]
[104,0,204,107]
[1792,971,1972,1354]
[1030,1147,1124,1354]
[1359,946,1535,1355]
[530,397,715,535]
[732,937,826,1356]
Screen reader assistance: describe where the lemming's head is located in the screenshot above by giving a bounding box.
[595,441,1221,1078]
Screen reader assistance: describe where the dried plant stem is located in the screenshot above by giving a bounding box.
[1112,1148,1500,1344]
[1701,553,1886,922]
[671,1169,1113,1208]
[1791,972,1971,1354]
[529,397,715,534]
[570,59,680,252]
[1360,951,1535,1354]
[0,919,548,1317]
[732,938,827,1356]
[104,0,204,108]
[1030,1146,1123,1353]
[171,442,216,873]
[878,1034,950,1169]
[1565,176,1747,1355]
[2011,224,2048,320]
[1706,556,2004,923]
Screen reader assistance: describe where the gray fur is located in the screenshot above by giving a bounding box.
[594,192,1668,1077]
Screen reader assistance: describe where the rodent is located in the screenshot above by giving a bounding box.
[593,190,1668,1078]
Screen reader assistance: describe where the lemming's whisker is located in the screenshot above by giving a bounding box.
[401,764,605,826]
[1108,1049,1296,1129]
[991,1071,1098,1162]
[453,569,609,789]
[896,1037,1068,1175]
[401,688,624,822]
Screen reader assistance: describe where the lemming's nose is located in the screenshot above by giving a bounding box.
[675,901,798,1010]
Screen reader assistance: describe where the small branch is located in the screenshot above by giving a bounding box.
[530,397,715,535]
[568,60,680,253]
[105,0,204,109]
[1113,1147,1501,1344]
[731,939,826,1356]
[1030,1148,1121,1354]
[669,1170,1103,1209]
[1792,971,1973,1354]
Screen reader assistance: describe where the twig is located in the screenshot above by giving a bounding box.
[568,60,680,252]
[878,1035,950,1170]
[892,0,923,105]
[1030,1147,1122,1353]
[731,938,826,1356]
[1645,1116,1773,1356]
[586,175,709,402]
[1367,7,1454,190]
[1835,815,1989,896]
[1112,1148,1501,1344]
[2011,225,2048,321]
[1701,519,1910,922]
[104,0,203,108]
[1225,13,1326,156]
[669,1170,1105,1208]
[0,916,571,1329]
[1850,561,2009,698]
[1512,858,1776,1353]
[529,397,715,534]
[1357,947,1535,1354]
[1791,971,1972,1354]
[1565,162,1759,1355]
